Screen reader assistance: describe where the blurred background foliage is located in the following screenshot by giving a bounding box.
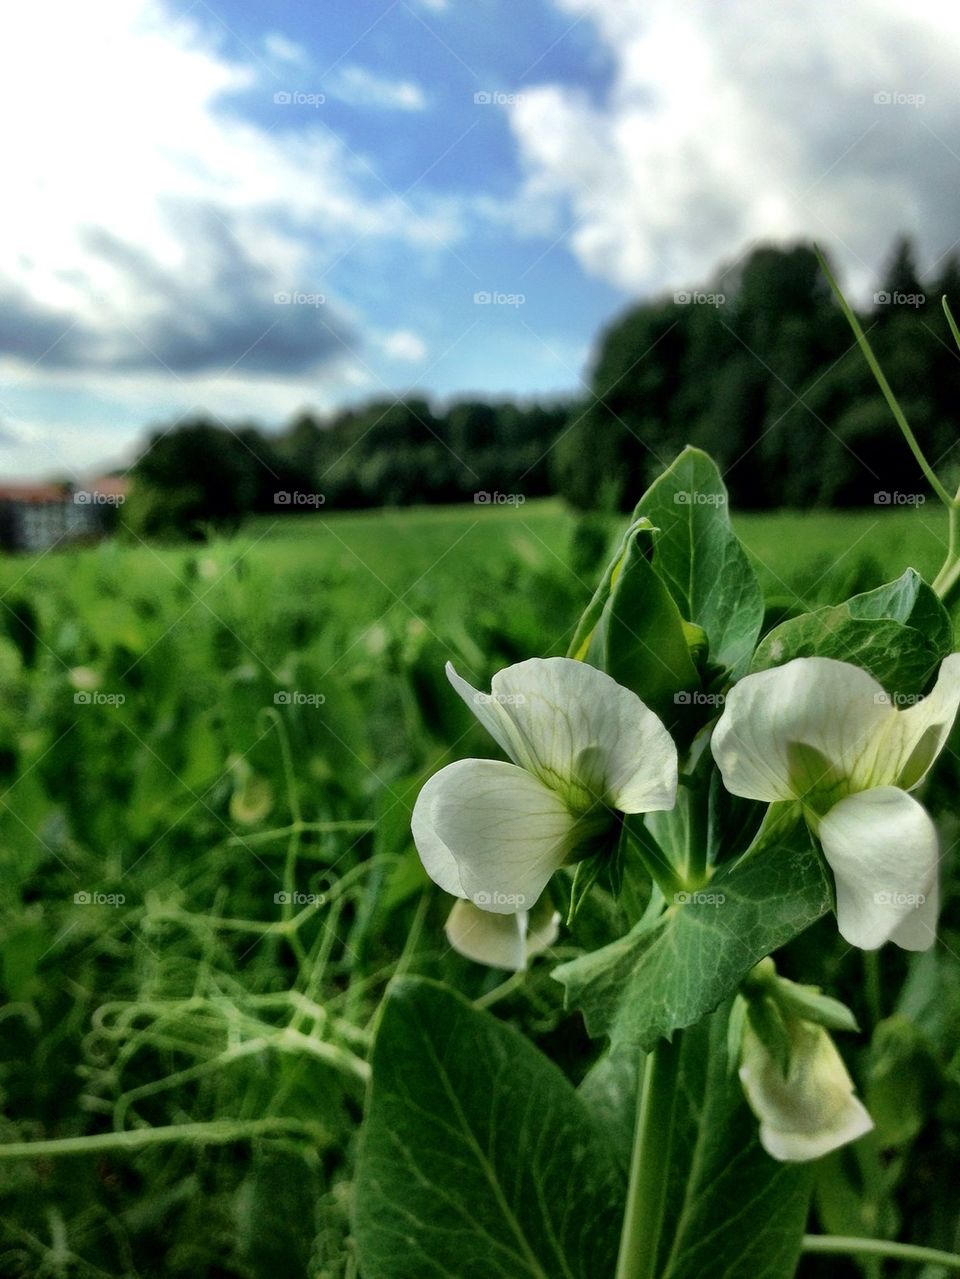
[120,236,960,540]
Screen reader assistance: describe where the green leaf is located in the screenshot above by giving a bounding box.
[631,447,764,676]
[657,1012,814,1279]
[353,978,624,1279]
[752,569,953,696]
[567,517,655,661]
[585,524,701,729]
[577,1048,639,1175]
[554,825,831,1053]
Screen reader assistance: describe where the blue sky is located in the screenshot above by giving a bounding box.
[1,0,959,476]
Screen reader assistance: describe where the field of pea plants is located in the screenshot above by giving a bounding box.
[0,492,957,1279]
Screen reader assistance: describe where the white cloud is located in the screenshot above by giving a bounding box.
[380,330,429,362]
[511,0,960,297]
[326,64,428,111]
[264,31,309,66]
[0,1,449,391]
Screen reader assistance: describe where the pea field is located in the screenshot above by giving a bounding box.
[0,498,956,1278]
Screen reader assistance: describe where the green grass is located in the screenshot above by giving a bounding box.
[0,498,954,1278]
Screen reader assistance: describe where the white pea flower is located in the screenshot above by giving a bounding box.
[412,657,678,917]
[739,1017,873,1162]
[712,654,960,951]
[444,895,560,971]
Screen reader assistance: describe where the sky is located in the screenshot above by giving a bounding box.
[1,0,959,477]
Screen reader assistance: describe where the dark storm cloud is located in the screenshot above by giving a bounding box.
[0,206,352,378]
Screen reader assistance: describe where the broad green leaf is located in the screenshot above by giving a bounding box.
[657,1012,814,1279]
[584,525,701,729]
[353,978,624,1279]
[577,1047,639,1175]
[753,569,953,696]
[631,447,764,676]
[554,825,830,1053]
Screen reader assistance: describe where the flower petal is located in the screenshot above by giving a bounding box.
[712,657,890,803]
[818,787,939,950]
[445,663,520,764]
[444,895,560,971]
[444,899,528,970]
[411,764,470,898]
[880,652,960,790]
[449,657,677,813]
[427,757,576,913]
[740,1020,873,1163]
[525,893,562,958]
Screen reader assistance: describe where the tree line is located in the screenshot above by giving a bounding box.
[125,236,960,535]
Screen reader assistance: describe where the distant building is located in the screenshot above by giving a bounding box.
[0,477,129,551]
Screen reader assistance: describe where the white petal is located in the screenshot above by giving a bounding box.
[445,662,519,763]
[712,657,890,803]
[880,652,960,790]
[819,788,939,950]
[525,894,562,958]
[449,657,677,813]
[445,899,527,970]
[428,758,577,914]
[444,896,560,971]
[411,764,469,898]
[739,1021,873,1163]
[889,874,939,952]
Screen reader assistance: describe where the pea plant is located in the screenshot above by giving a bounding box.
[352,286,960,1279]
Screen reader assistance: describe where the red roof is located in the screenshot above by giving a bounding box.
[0,482,69,504]
[87,475,129,497]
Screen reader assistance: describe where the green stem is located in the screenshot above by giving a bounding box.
[615,1034,683,1279]
[683,782,710,889]
[803,1235,960,1271]
[932,498,960,601]
[863,950,883,1026]
[817,249,954,507]
[0,1117,323,1160]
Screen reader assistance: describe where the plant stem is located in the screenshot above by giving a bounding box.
[0,1117,323,1161]
[683,782,710,889]
[932,497,960,600]
[803,1235,960,1271]
[817,249,953,507]
[615,1034,683,1279]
